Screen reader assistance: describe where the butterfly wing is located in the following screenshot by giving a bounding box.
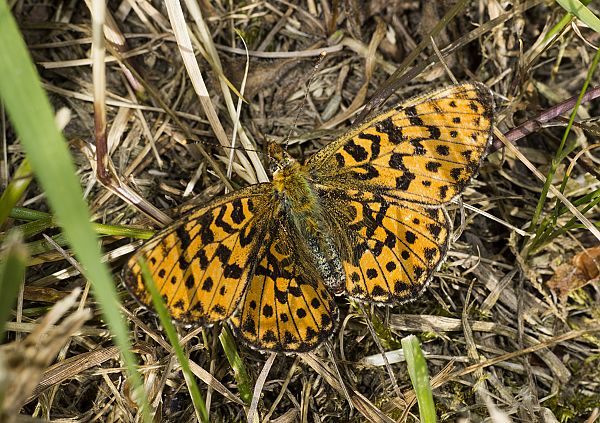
[306,83,493,205]
[306,83,492,303]
[318,190,450,303]
[123,184,273,326]
[230,215,337,352]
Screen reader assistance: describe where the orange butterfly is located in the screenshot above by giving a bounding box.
[123,83,494,352]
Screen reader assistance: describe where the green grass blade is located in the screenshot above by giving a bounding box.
[402,335,436,423]
[138,257,210,423]
[0,231,28,342]
[0,158,32,228]
[11,216,55,240]
[0,3,151,420]
[9,206,52,221]
[530,40,600,242]
[219,325,253,405]
[6,206,154,240]
[556,0,600,33]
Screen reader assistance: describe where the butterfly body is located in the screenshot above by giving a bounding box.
[124,83,494,352]
[270,144,348,294]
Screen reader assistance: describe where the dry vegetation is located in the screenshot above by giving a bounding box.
[2,0,600,422]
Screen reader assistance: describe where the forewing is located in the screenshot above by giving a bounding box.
[123,184,272,326]
[230,224,337,353]
[307,83,493,205]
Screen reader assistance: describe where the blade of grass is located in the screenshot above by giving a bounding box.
[0,3,151,420]
[556,0,600,33]
[0,158,32,228]
[0,231,28,342]
[544,0,592,43]
[219,325,253,405]
[10,207,52,220]
[6,206,154,240]
[402,335,436,423]
[138,257,209,423]
[530,50,599,232]
[553,44,600,196]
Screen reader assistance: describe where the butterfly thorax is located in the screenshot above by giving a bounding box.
[269,144,346,293]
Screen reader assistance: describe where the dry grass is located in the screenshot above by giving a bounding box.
[2,1,600,422]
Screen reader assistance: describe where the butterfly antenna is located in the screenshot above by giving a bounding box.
[227,30,251,180]
[183,138,266,157]
[283,51,327,149]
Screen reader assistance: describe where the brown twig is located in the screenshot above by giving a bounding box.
[492,85,600,152]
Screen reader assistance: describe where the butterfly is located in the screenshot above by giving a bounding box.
[123,82,494,353]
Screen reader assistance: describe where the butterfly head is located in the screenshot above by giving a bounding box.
[267,142,297,176]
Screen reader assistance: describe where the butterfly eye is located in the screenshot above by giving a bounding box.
[269,158,282,175]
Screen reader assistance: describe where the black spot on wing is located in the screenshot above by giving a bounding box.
[215,205,235,234]
[395,171,416,190]
[389,152,408,170]
[274,286,288,304]
[176,226,192,247]
[436,145,449,156]
[405,106,423,126]
[215,243,231,264]
[366,268,378,279]
[424,247,437,261]
[426,161,441,172]
[439,185,449,200]
[344,139,368,162]
[410,139,427,155]
[353,164,379,180]
[262,304,273,318]
[394,281,409,294]
[230,198,245,225]
[427,223,442,238]
[262,330,277,343]
[198,213,214,244]
[357,132,381,158]
[243,317,256,335]
[375,117,404,145]
[202,277,213,292]
[185,274,195,289]
[305,327,317,341]
[224,263,243,279]
[196,249,209,269]
[450,168,462,181]
[288,285,303,297]
[211,305,226,316]
[428,126,441,139]
[239,224,256,248]
[371,285,386,297]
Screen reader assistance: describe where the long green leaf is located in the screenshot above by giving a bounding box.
[139,258,209,423]
[0,3,150,420]
[0,231,28,342]
[556,0,600,33]
[402,335,436,423]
